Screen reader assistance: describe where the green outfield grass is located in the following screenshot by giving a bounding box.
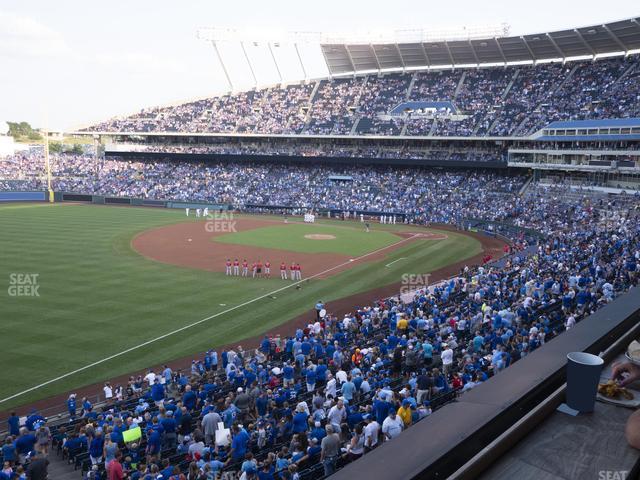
[214,223,401,255]
[0,204,482,411]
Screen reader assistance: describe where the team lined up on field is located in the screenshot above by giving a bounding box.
[225,259,303,280]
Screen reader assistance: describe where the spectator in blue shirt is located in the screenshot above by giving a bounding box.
[182,385,197,410]
[228,425,250,463]
[88,430,104,465]
[2,437,16,464]
[292,405,309,433]
[151,378,165,406]
[7,413,19,437]
[67,395,77,419]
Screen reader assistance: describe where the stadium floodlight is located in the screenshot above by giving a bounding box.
[197,27,322,89]
[240,41,258,87]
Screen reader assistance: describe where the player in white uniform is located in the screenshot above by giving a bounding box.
[203,207,209,218]
[196,208,201,218]
[185,208,190,216]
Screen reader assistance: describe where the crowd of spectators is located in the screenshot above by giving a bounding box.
[516,57,634,135]
[4,178,639,480]
[84,55,640,138]
[355,74,411,136]
[487,62,568,136]
[303,79,363,135]
[433,68,513,136]
[0,151,518,215]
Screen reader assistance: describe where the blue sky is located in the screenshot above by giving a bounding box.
[0,0,637,130]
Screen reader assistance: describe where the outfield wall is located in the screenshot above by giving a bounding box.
[0,191,46,202]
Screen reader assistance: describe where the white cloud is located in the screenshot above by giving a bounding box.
[0,11,71,58]
[89,51,184,74]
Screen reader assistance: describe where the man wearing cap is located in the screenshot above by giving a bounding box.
[363,416,380,452]
[404,344,419,374]
[397,400,412,427]
[382,410,403,441]
[201,408,222,446]
[417,401,433,420]
[151,378,165,407]
[234,387,252,424]
[161,410,177,449]
[320,424,341,476]
[373,392,392,426]
[145,427,161,463]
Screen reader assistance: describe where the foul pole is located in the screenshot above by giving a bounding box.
[43,129,54,203]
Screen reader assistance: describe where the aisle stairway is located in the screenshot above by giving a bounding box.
[47,451,78,480]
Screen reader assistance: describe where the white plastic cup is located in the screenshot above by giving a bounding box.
[566,352,604,412]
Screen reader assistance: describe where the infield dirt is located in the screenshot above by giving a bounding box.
[132,217,445,279]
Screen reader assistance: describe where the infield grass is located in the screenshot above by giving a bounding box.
[0,204,481,411]
[214,223,400,255]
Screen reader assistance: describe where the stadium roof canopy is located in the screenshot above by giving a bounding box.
[321,17,640,75]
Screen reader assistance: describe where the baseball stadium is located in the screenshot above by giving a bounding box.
[1,4,640,480]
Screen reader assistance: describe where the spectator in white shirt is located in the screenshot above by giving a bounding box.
[363,417,380,451]
[441,344,454,376]
[381,410,403,441]
[103,382,113,400]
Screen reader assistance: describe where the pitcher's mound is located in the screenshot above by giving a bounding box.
[305,234,336,240]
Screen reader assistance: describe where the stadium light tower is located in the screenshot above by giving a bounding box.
[240,41,258,87]
[268,43,283,83]
[196,29,235,91]
[197,28,322,89]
